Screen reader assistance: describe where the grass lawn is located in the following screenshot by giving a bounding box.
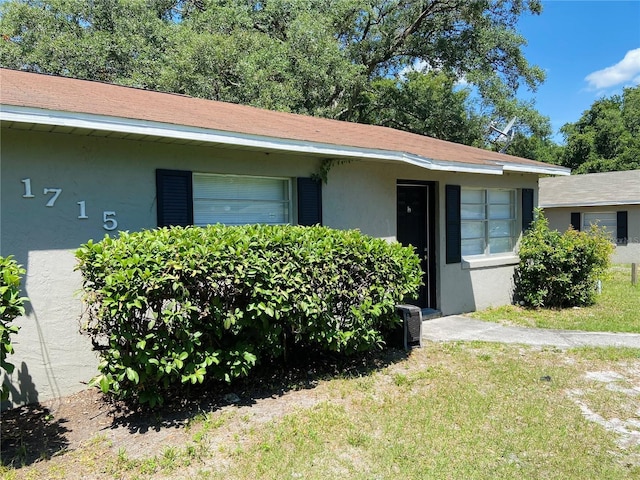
[3,343,640,480]
[471,264,640,333]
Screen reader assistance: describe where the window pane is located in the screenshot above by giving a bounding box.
[462,238,485,256]
[461,221,484,240]
[489,203,513,220]
[461,204,485,220]
[488,220,514,238]
[488,190,512,204]
[489,237,513,254]
[461,189,484,203]
[193,174,290,225]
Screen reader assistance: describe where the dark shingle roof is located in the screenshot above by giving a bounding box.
[539,170,640,207]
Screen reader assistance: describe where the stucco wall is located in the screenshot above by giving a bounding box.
[544,206,640,264]
[2,127,540,406]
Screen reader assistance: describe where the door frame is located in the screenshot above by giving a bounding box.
[397,180,437,310]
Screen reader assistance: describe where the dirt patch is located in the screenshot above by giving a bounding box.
[1,349,408,467]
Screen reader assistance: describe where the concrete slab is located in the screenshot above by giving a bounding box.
[423,316,640,349]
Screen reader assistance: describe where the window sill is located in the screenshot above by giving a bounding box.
[461,254,519,270]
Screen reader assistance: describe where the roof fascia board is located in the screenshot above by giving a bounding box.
[500,162,571,176]
[540,201,640,208]
[401,153,503,175]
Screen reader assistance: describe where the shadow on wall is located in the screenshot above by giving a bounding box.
[2,247,82,410]
[1,362,39,410]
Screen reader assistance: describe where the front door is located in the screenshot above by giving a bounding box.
[397,183,436,309]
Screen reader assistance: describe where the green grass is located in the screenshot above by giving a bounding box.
[8,343,640,480]
[471,265,640,332]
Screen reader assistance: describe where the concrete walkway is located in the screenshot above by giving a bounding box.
[423,315,640,349]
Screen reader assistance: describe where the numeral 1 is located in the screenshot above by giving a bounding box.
[77,201,88,219]
[21,178,35,198]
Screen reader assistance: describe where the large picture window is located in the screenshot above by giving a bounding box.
[461,188,516,256]
[156,169,321,228]
[192,173,291,226]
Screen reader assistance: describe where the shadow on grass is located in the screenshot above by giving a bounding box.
[1,404,70,467]
[107,346,410,434]
[1,346,410,468]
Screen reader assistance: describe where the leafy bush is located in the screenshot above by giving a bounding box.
[76,225,421,406]
[1,256,27,402]
[514,210,613,308]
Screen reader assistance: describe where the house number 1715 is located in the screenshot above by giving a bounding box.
[21,178,118,231]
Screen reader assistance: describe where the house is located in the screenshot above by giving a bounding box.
[539,171,640,263]
[0,68,569,407]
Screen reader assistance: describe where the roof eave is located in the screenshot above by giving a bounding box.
[1,104,548,176]
[500,162,571,176]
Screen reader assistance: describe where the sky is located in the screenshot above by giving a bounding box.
[515,0,640,142]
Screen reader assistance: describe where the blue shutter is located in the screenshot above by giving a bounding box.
[297,177,322,226]
[522,188,534,231]
[445,185,461,264]
[617,211,628,245]
[156,169,193,227]
[570,212,581,231]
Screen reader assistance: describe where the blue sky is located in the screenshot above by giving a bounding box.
[516,0,640,142]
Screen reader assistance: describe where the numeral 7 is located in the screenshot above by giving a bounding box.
[43,188,62,207]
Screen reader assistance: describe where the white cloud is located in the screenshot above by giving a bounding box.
[585,48,640,89]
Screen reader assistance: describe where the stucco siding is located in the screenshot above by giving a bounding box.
[544,205,640,264]
[2,127,541,406]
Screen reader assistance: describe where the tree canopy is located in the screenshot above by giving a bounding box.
[1,0,551,147]
[560,85,640,174]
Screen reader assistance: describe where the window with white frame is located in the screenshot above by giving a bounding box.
[461,188,517,256]
[193,173,291,226]
[582,212,617,241]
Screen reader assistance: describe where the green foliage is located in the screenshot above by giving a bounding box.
[0,0,549,142]
[560,85,640,174]
[75,225,421,406]
[514,210,614,308]
[0,256,27,402]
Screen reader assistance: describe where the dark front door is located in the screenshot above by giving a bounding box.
[397,183,436,309]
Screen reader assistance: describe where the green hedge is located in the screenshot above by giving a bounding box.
[76,225,421,406]
[1,256,27,402]
[514,210,613,308]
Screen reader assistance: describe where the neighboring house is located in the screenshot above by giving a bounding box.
[0,68,568,407]
[539,171,640,264]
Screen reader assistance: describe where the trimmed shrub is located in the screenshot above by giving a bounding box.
[76,225,421,406]
[1,256,27,402]
[514,210,613,308]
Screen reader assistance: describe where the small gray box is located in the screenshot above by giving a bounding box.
[396,304,423,350]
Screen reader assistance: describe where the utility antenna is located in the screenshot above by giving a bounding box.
[488,117,517,153]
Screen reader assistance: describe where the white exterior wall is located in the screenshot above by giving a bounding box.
[544,206,640,264]
[1,127,540,407]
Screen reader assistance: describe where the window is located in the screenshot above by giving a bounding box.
[579,212,628,245]
[193,173,291,226]
[582,212,616,239]
[156,169,322,227]
[461,188,516,256]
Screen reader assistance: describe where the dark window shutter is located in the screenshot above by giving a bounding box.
[445,185,461,264]
[522,188,534,231]
[156,169,193,227]
[617,211,628,245]
[297,177,322,226]
[570,212,581,231]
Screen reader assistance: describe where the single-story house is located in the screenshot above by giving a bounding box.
[539,171,640,263]
[0,68,569,407]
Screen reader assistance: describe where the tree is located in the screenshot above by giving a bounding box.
[1,0,549,141]
[560,85,640,173]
